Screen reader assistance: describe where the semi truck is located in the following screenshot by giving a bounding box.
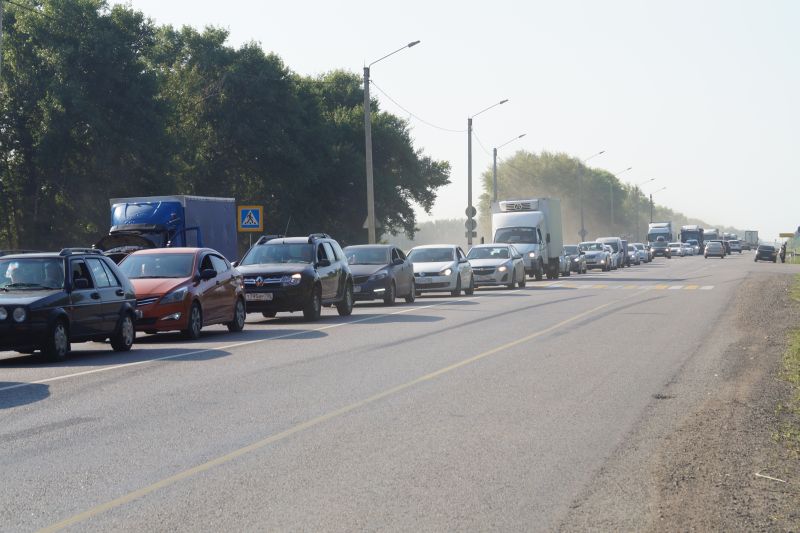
[744,230,759,249]
[94,195,238,262]
[704,228,720,242]
[680,225,704,246]
[491,198,563,280]
[647,222,673,243]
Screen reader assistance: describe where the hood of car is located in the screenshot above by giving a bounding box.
[348,264,389,277]
[412,261,454,274]
[468,258,509,268]
[0,290,63,306]
[130,278,190,297]
[237,263,312,277]
[583,250,604,257]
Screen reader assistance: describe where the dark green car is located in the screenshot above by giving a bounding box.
[0,249,137,361]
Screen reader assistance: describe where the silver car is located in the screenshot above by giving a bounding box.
[467,244,526,289]
[407,245,474,296]
[669,242,685,257]
[579,241,612,271]
[633,243,649,263]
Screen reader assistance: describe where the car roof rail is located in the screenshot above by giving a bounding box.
[307,233,330,243]
[59,248,105,256]
[256,235,284,245]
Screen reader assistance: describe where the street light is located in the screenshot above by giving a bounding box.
[578,150,606,241]
[633,178,654,241]
[649,186,667,223]
[609,166,632,228]
[467,99,509,246]
[492,133,526,203]
[363,40,421,244]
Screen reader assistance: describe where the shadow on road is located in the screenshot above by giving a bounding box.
[0,382,50,408]
[0,345,234,368]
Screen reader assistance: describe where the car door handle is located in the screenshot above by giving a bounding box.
[115,289,125,297]
[91,292,101,300]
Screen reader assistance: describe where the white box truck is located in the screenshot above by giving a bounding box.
[491,198,563,280]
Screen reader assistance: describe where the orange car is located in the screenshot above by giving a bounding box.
[118,248,245,338]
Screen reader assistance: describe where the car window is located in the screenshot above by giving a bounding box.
[391,248,401,262]
[86,257,112,288]
[100,260,121,287]
[457,248,466,260]
[70,259,94,289]
[200,254,214,271]
[322,242,336,262]
[330,241,346,262]
[210,255,229,274]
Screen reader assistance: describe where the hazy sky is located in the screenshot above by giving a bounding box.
[116,0,799,240]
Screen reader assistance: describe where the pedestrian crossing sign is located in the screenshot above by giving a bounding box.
[238,205,264,232]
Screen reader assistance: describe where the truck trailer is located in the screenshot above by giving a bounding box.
[680,225,704,246]
[647,222,673,243]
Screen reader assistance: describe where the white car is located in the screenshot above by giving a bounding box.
[633,243,649,263]
[467,244,526,288]
[682,242,695,256]
[668,242,685,257]
[685,239,701,255]
[407,244,474,296]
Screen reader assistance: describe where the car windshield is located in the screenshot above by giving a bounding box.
[0,258,64,290]
[634,244,644,250]
[494,227,538,244]
[563,245,579,254]
[669,242,681,247]
[579,242,604,251]
[240,243,315,265]
[598,240,619,252]
[408,248,455,263]
[467,246,509,260]
[119,253,195,279]
[344,247,390,265]
[687,240,698,245]
[707,242,722,248]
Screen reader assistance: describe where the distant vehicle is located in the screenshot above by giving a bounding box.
[596,237,624,269]
[344,245,416,305]
[235,234,354,321]
[685,239,701,255]
[680,225,704,248]
[621,239,630,267]
[633,243,650,263]
[467,244,526,288]
[650,238,671,258]
[563,245,587,274]
[491,198,563,280]
[94,196,238,263]
[119,248,245,338]
[728,240,742,253]
[408,244,474,296]
[558,248,572,277]
[669,242,685,257]
[682,242,695,256]
[0,249,136,361]
[704,228,720,242]
[579,242,611,271]
[744,230,759,250]
[754,244,778,263]
[627,244,641,265]
[705,240,727,257]
[704,241,725,259]
[647,222,673,243]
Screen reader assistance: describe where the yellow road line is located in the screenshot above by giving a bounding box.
[592,284,607,289]
[39,297,623,532]
[685,285,699,290]
[653,284,668,290]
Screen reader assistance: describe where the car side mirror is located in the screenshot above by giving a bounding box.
[459,258,468,264]
[200,269,217,281]
[393,258,404,266]
[73,278,89,290]
[580,251,585,255]
[546,233,551,243]
[317,258,331,267]
[231,261,239,268]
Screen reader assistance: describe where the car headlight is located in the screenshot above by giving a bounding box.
[160,287,188,305]
[0,307,7,321]
[368,270,389,281]
[528,252,535,258]
[281,273,303,286]
[12,307,27,323]
[498,265,508,273]
[572,257,579,262]
[439,268,453,277]
[600,260,605,264]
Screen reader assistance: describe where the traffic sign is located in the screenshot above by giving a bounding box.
[465,219,477,231]
[238,205,264,232]
[465,205,477,218]
[779,232,795,238]
[464,231,477,238]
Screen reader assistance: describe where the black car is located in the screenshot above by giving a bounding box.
[649,239,672,258]
[563,245,587,273]
[754,245,778,263]
[236,234,354,321]
[343,244,415,305]
[0,249,137,361]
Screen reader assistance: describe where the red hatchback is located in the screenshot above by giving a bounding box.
[119,248,245,338]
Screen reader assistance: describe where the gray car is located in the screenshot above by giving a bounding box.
[580,242,612,271]
[467,244,526,289]
[563,245,587,274]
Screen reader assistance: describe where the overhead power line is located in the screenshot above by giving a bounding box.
[369,80,466,133]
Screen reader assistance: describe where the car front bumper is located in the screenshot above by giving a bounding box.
[353,277,390,301]
[414,273,458,292]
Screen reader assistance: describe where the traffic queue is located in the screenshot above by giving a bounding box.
[1,230,683,362]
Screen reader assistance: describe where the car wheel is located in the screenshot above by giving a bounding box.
[182,302,203,339]
[464,275,475,295]
[227,298,246,332]
[383,281,397,306]
[262,311,277,318]
[43,319,70,362]
[565,267,571,277]
[110,313,135,352]
[336,282,354,316]
[450,276,462,297]
[534,264,543,281]
[518,275,527,288]
[405,280,416,303]
[303,285,322,321]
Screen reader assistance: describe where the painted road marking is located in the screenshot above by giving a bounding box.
[700,285,715,290]
[685,285,699,290]
[529,283,715,292]
[39,295,634,532]
[653,285,669,290]
[668,285,684,290]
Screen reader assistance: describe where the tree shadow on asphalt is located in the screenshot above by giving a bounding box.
[0,382,49,409]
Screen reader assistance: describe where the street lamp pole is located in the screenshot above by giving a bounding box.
[363,40,420,244]
[633,178,654,241]
[649,186,667,223]
[610,166,632,229]
[492,133,526,203]
[579,150,605,241]
[467,99,508,246]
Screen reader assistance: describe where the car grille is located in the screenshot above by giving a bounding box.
[418,282,449,289]
[472,267,496,276]
[136,297,159,307]
[244,276,283,287]
[353,275,370,284]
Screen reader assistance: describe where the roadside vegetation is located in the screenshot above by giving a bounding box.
[778,274,800,455]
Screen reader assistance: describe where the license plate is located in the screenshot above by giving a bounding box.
[246,292,273,301]
[476,275,491,281]
[418,277,431,284]
[354,285,362,293]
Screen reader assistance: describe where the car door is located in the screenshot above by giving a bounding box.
[209,254,236,322]
[86,257,126,334]
[317,243,337,300]
[456,247,471,285]
[197,253,224,323]
[390,247,407,294]
[68,259,103,338]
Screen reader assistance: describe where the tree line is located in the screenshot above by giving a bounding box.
[0,0,450,251]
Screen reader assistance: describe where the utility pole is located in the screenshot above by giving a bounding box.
[492,146,497,203]
[467,116,473,245]
[363,66,376,244]
[650,193,653,223]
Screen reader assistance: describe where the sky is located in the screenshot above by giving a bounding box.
[115,0,800,241]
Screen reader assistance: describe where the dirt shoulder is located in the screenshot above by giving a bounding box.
[560,273,800,531]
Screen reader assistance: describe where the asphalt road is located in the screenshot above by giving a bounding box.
[1,251,795,532]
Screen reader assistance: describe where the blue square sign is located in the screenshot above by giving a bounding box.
[238,205,263,232]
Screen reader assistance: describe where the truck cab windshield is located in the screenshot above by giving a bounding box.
[494,227,539,244]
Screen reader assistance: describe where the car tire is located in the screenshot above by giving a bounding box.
[182,302,203,339]
[43,319,70,362]
[227,298,246,332]
[336,282,354,316]
[565,267,571,277]
[110,313,135,352]
[518,275,527,288]
[383,281,396,306]
[534,264,543,281]
[303,285,322,321]
[451,276,462,297]
[465,275,475,295]
[262,311,277,318]
[405,280,416,303]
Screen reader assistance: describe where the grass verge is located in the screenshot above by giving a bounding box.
[778,274,800,455]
